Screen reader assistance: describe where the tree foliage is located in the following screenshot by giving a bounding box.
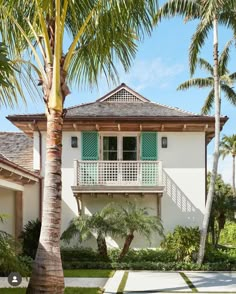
[208,173,235,246]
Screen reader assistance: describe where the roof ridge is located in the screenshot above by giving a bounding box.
[149,101,203,116]
[65,101,96,110]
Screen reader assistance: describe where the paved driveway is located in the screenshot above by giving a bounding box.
[104,271,236,293]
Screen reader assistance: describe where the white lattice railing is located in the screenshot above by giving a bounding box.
[74,160,162,186]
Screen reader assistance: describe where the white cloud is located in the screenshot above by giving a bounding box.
[119,57,185,91]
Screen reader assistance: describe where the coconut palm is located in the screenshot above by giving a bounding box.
[220,134,236,196]
[177,41,236,114]
[155,0,235,265]
[0,1,159,292]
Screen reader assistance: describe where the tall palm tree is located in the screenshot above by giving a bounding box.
[0,1,159,292]
[155,0,235,265]
[220,134,236,196]
[177,41,236,114]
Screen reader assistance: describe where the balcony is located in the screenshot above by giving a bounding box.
[73,160,164,194]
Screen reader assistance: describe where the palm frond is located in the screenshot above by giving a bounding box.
[177,77,213,91]
[197,58,213,75]
[154,0,200,24]
[201,89,214,115]
[219,40,232,75]
[221,84,236,107]
[189,20,213,76]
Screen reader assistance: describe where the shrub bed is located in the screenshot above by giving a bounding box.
[61,246,236,271]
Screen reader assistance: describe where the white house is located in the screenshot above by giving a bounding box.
[0,83,228,247]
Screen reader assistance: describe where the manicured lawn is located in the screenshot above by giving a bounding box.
[0,288,102,294]
[64,269,115,278]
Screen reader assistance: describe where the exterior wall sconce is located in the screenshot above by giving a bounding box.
[161,137,168,148]
[71,136,78,148]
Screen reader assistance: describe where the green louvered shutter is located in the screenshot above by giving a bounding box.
[141,132,158,185]
[81,131,99,160]
[141,132,158,160]
[81,132,98,185]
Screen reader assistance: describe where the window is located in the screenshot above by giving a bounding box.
[123,137,137,160]
[103,137,117,160]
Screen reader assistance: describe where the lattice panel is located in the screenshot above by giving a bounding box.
[77,160,161,186]
[141,132,158,160]
[79,163,98,185]
[141,162,159,186]
[82,132,98,160]
[106,89,143,103]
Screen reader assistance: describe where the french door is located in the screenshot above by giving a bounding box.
[102,134,138,184]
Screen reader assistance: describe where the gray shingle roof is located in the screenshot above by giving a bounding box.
[65,101,200,118]
[0,132,33,171]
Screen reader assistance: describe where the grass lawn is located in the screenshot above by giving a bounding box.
[0,288,102,294]
[64,269,115,278]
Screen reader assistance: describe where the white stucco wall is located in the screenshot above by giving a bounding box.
[23,183,40,226]
[159,132,205,234]
[0,187,15,235]
[37,130,205,247]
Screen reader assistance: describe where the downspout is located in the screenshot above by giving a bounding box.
[34,120,43,220]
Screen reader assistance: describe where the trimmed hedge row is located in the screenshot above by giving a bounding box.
[62,260,236,271]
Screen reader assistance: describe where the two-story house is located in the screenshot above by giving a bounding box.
[0,83,228,247]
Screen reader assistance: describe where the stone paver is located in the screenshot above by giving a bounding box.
[185,271,236,292]
[0,277,107,288]
[104,270,125,294]
[124,271,191,293]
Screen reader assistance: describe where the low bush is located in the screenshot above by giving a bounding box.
[62,260,236,271]
[19,219,41,259]
[61,247,174,264]
[161,226,200,262]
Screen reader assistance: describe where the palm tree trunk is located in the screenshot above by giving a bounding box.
[27,109,64,294]
[233,155,235,196]
[97,233,108,259]
[197,15,220,265]
[119,233,134,260]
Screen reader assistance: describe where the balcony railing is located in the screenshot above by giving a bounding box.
[74,160,162,187]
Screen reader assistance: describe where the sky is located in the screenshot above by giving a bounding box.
[1,7,236,185]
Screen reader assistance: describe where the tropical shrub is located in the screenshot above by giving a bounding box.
[219,221,236,246]
[0,215,32,276]
[61,202,163,260]
[20,219,41,259]
[161,226,200,262]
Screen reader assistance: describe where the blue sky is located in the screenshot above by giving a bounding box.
[1,11,236,184]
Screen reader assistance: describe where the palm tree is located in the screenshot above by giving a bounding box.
[116,202,163,260]
[220,134,236,196]
[0,1,159,292]
[177,41,236,114]
[155,0,235,265]
[61,205,119,259]
[208,173,234,246]
[0,41,26,108]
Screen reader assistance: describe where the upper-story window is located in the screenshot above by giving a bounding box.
[102,135,138,161]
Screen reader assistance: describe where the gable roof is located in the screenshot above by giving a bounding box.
[0,132,34,171]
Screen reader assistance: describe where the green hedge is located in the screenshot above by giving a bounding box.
[62,260,236,271]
